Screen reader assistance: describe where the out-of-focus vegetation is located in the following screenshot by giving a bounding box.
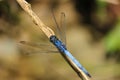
[0,0,20,25]
[0,0,120,80]
[105,18,120,61]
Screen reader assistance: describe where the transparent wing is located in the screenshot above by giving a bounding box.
[51,10,66,44]
[60,12,66,44]
[19,41,59,55]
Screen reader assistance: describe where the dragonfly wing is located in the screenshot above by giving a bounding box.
[51,10,66,45]
[20,41,58,49]
[19,41,59,55]
[20,49,59,56]
[60,12,66,44]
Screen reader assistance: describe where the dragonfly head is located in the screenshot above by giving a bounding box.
[50,35,57,43]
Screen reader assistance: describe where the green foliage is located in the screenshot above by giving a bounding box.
[105,18,120,61]
[105,18,120,52]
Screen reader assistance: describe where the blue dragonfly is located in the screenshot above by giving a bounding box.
[20,12,91,80]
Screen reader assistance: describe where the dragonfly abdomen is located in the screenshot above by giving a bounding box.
[50,35,91,79]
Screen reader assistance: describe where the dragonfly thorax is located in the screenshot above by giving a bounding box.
[50,35,67,53]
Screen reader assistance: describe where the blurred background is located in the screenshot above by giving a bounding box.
[0,0,120,80]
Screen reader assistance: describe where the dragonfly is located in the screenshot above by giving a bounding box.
[20,11,91,80]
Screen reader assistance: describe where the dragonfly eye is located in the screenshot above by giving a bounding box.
[50,35,57,42]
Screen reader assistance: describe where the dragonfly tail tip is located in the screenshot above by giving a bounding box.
[87,73,91,78]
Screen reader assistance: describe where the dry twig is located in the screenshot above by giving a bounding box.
[16,0,55,38]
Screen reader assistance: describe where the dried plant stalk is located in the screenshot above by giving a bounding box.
[16,0,55,38]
